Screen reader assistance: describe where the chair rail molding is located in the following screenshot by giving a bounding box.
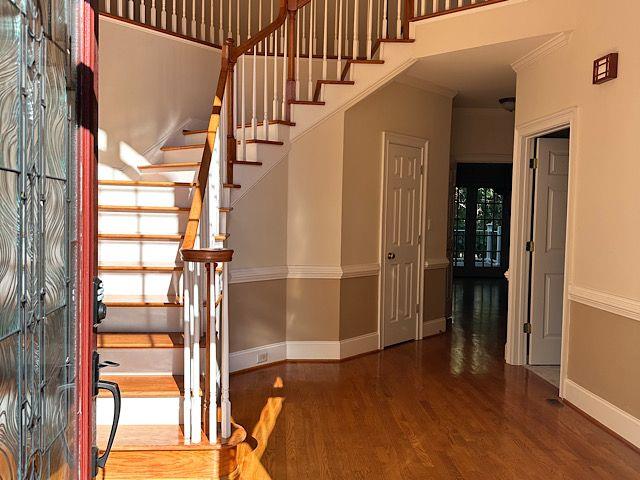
[568,285,640,323]
[424,258,450,270]
[229,263,382,283]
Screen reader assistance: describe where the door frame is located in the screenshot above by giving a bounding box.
[505,107,578,398]
[378,132,429,348]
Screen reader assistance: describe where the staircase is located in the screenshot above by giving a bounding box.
[96,0,505,476]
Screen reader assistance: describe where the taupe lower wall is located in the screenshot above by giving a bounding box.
[424,268,447,322]
[567,302,640,419]
[228,280,286,352]
[339,276,378,340]
[286,278,341,341]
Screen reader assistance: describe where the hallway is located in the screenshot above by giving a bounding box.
[232,279,640,479]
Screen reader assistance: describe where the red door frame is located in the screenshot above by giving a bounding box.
[76,0,99,476]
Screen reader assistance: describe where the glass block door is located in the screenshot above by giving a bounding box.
[0,0,78,476]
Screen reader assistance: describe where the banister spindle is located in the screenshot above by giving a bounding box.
[273,28,279,119]
[171,0,176,31]
[191,262,202,444]
[219,0,224,45]
[191,0,197,38]
[281,19,287,118]
[220,266,231,438]
[151,0,157,26]
[263,34,269,140]
[296,9,301,99]
[205,262,218,443]
[336,0,343,78]
[366,0,373,59]
[307,0,313,99]
[182,262,192,443]
[241,52,247,162]
[286,4,296,121]
[252,38,258,139]
[322,0,328,81]
[301,4,307,55]
[117,0,123,17]
[395,0,401,38]
[344,0,349,55]
[353,0,360,59]
[227,0,232,42]
[333,0,338,57]
[209,0,214,42]
[199,0,206,39]
[236,0,240,43]
[403,0,413,39]
[140,0,146,24]
[161,0,166,28]
[432,0,437,13]
[445,0,451,11]
[104,0,111,14]
[312,0,317,55]
[225,40,237,185]
[127,0,133,20]
[181,0,187,34]
[382,0,388,39]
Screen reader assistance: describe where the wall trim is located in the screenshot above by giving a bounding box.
[230,333,381,371]
[568,285,640,323]
[229,263,381,283]
[423,317,447,337]
[564,379,640,448]
[511,32,572,73]
[424,258,450,270]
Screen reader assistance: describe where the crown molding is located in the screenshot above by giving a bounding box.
[511,32,573,73]
[393,74,458,99]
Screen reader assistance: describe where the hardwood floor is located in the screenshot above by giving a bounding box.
[232,279,640,479]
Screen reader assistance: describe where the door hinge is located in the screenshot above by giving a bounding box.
[525,241,535,252]
[529,158,538,169]
[523,322,532,334]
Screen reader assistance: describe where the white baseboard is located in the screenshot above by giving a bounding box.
[229,341,286,373]
[563,379,640,448]
[229,333,380,371]
[423,317,447,337]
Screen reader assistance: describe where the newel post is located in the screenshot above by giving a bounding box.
[403,0,414,39]
[285,0,297,122]
[224,38,237,185]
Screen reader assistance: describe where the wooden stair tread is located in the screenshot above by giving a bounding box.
[214,233,229,241]
[341,59,385,80]
[98,180,194,188]
[314,80,355,101]
[98,264,183,272]
[96,425,215,452]
[98,205,190,213]
[219,207,233,213]
[235,119,295,128]
[97,332,205,349]
[160,144,205,151]
[105,295,182,307]
[223,183,241,189]
[243,139,284,145]
[139,162,200,171]
[290,100,326,106]
[99,375,184,398]
[232,160,263,166]
[98,233,184,241]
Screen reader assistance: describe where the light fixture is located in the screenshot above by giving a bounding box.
[499,97,516,112]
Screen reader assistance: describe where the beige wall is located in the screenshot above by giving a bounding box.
[514,1,640,418]
[339,276,379,340]
[423,269,447,322]
[451,107,515,163]
[99,18,220,172]
[286,278,341,341]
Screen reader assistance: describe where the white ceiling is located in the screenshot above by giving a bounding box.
[400,35,556,108]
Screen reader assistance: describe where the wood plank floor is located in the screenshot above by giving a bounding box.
[100,279,640,479]
[231,279,640,479]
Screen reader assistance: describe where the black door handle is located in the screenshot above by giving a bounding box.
[94,380,121,474]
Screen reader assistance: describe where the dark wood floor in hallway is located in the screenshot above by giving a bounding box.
[233,279,640,479]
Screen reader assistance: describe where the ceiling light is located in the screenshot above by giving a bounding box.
[499,97,516,112]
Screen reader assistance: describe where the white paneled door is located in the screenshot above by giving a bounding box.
[529,138,570,365]
[382,135,425,347]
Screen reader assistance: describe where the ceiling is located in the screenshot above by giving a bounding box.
[399,35,556,108]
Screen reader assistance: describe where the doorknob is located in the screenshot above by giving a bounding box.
[387,252,396,260]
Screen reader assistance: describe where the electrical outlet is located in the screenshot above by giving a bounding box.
[257,352,268,364]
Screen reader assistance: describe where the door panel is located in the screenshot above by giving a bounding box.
[383,141,423,347]
[529,138,569,365]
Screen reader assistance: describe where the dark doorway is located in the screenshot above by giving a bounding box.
[453,163,512,277]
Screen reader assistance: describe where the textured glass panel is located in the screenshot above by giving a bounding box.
[0,334,20,479]
[43,306,67,442]
[49,0,68,50]
[45,179,67,313]
[45,41,68,179]
[0,170,19,339]
[0,0,20,171]
[46,432,73,480]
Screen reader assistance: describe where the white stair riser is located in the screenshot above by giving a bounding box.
[99,240,181,265]
[97,397,182,425]
[138,170,199,183]
[162,147,204,164]
[99,185,190,208]
[98,348,205,375]
[98,211,186,235]
[100,306,182,332]
[101,271,182,297]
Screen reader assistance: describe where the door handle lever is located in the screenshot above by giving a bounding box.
[92,380,121,477]
[387,252,396,260]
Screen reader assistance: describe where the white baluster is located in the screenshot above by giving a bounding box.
[281,19,287,118]
[353,0,360,59]
[207,264,218,443]
[127,0,133,20]
[105,0,111,14]
[382,0,388,39]
[263,35,269,140]
[322,0,328,81]
[183,263,192,443]
[209,0,214,42]
[191,262,201,444]
[336,0,343,78]
[220,266,231,439]
[161,0,166,28]
[273,29,279,119]
[252,42,258,139]
[236,0,240,44]
[191,0,197,37]
[377,0,382,42]
[344,0,349,55]
[227,0,232,43]
[396,0,401,38]
[200,0,206,39]
[241,54,247,161]
[308,0,313,99]
[140,0,146,23]
[219,0,224,45]
[171,0,177,31]
[181,0,187,34]
[333,0,338,57]
[247,0,252,39]
[312,0,317,55]
[270,0,275,53]
[296,10,301,99]
[446,0,451,11]
[117,0,123,17]
[150,0,156,25]
[432,0,437,13]
[302,4,307,55]
[366,0,373,59]
[421,0,426,15]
